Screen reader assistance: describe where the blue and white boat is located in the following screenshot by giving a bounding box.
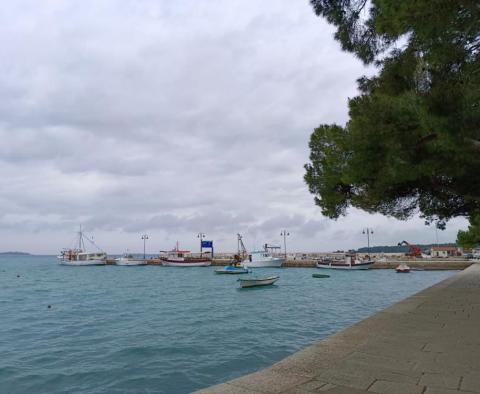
[214,265,249,274]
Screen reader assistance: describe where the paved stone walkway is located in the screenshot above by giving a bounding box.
[196,263,480,393]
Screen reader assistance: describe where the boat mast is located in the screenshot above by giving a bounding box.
[78,225,86,251]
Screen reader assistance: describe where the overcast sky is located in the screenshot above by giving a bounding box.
[0,0,467,254]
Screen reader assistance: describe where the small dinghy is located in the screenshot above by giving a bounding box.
[215,265,249,274]
[396,262,411,273]
[237,275,279,288]
[312,273,330,278]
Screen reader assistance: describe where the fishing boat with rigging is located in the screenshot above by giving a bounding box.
[58,227,107,266]
[241,243,285,268]
[160,243,211,267]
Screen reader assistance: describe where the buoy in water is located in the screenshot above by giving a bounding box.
[47,305,51,309]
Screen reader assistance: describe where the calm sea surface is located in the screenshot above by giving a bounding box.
[0,255,455,393]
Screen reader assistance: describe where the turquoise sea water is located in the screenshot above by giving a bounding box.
[0,255,455,393]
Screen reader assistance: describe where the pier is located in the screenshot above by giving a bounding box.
[196,263,480,393]
[105,257,473,270]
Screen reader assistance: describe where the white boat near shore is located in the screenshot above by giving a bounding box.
[396,262,411,273]
[241,250,284,268]
[115,254,147,266]
[316,253,374,270]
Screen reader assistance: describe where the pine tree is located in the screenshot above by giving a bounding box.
[304,0,480,244]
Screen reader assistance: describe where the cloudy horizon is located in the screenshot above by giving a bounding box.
[0,0,467,254]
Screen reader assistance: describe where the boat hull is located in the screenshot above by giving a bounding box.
[238,276,279,288]
[241,258,284,268]
[215,266,249,274]
[161,260,211,267]
[395,263,411,273]
[316,261,374,270]
[59,260,106,266]
[115,259,147,266]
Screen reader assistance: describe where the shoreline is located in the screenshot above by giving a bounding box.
[105,258,473,270]
[195,263,480,393]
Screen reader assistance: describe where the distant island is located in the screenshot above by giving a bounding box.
[0,251,31,255]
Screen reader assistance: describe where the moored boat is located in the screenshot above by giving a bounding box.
[237,275,279,288]
[160,244,211,267]
[395,262,411,273]
[241,249,284,268]
[215,265,249,274]
[316,253,374,270]
[115,254,147,266]
[59,227,107,266]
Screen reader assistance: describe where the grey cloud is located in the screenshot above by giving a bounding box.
[0,1,466,254]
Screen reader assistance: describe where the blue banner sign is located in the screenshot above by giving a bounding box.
[201,240,213,248]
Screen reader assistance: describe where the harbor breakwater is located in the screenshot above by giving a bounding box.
[105,258,473,270]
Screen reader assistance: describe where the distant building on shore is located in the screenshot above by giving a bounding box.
[430,246,460,258]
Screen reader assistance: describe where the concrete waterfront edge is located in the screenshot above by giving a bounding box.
[195,263,480,393]
[105,258,473,270]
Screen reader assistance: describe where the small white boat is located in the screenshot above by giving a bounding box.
[396,262,411,273]
[316,253,374,270]
[241,250,284,268]
[59,227,107,266]
[160,244,211,267]
[115,254,147,266]
[237,275,279,288]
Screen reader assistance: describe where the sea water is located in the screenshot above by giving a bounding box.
[0,255,455,393]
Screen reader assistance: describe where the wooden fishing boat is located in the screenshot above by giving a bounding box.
[58,226,107,266]
[160,243,211,267]
[237,275,279,288]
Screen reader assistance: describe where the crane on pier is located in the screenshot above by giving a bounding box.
[234,234,248,264]
[397,240,422,257]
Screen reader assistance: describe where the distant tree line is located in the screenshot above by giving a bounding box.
[357,243,457,254]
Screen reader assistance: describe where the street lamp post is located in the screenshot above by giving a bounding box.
[197,233,206,257]
[280,230,290,260]
[141,234,149,260]
[362,228,373,255]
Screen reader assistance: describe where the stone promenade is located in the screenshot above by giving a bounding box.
[196,263,480,394]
